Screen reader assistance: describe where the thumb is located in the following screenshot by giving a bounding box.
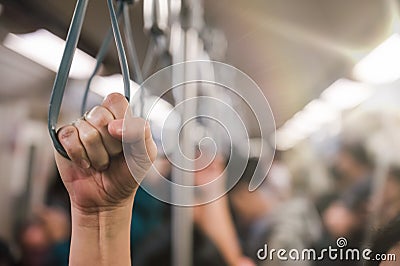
[108,117,151,143]
[108,117,157,162]
[108,119,124,140]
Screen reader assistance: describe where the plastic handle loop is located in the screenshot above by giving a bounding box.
[81,0,124,116]
[48,0,131,159]
[81,0,143,116]
[107,0,131,102]
[122,1,145,116]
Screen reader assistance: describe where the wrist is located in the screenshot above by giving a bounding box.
[71,196,134,228]
[69,196,134,266]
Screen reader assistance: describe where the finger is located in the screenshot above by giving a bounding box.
[107,119,123,140]
[108,117,152,144]
[84,106,122,156]
[57,125,90,169]
[109,117,157,170]
[75,119,109,171]
[101,93,129,119]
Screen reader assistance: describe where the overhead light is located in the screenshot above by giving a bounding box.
[276,99,339,150]
[275,128,306,151]
[353,33,400,84]
[302,99,339,131]
[277,34,384,151]
[3,29,97,79]
[285,112,318,136]
[91,74,139,97]
[288,99,338,133]
[321,79,373,110]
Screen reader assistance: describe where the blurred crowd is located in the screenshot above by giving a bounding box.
[1,122,400,266]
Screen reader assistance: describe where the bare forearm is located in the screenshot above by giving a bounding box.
[69,199,134,266]
[195,196,243,266]
[54,93,157,266]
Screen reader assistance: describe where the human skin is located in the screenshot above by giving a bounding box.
[193,156,255,266]
[55,93,157,266]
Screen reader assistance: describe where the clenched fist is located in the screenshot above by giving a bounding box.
[55,93,157,215]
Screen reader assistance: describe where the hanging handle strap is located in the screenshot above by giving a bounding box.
[107,0,131,102]
[48,0,88,159]
[81,0,125,116]
[48,0,131,159]
[81,0,143,116]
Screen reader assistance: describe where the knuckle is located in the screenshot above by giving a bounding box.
[66,146,85,161]
[94,157,110,171]
[103,93,125,106]
[80,128,100,146]
[86,106,111,127]
[109,145,122,156]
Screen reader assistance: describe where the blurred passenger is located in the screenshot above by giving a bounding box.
[193,154,255,266]
[230,158,321,266]
[321,142,373,241]
[314,142,374,266]
[332,142,373,190]
[371,167,400,228]
[367,217,400,266]
[128,153,254,266]
[17,207,70,266]
[0,238,15,266]
[131,156,171,264]
[36,172,73,265]
[39,208,70,266]
[17,218,50,266]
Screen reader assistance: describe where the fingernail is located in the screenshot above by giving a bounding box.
[117,126,123,135]
[80,159,90,169]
